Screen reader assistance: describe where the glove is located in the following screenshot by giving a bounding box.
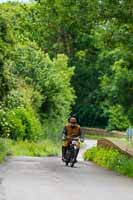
[80,138,84,143]
[62,134,66,140]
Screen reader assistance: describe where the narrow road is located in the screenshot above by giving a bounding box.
[0,140,133,200]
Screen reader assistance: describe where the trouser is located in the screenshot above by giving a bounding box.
[62,146,67,160]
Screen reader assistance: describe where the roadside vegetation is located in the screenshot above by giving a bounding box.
[108,137,133,148]
[0,138,8,162]
[0,1,132,162]
[84,134,103,140]
[84,134,127,141]
[0,138,60,162]
[5,139,60,157]
[84,147,133,178]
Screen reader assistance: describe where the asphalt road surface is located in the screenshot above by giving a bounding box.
[0,140,133,200]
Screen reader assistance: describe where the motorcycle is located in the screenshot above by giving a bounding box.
[65,136,80,167]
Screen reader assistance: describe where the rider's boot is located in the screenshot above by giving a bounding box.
[74,148,79,162]
[62,146,67,162]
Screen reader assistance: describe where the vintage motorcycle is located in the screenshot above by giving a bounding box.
[65,136,80,167]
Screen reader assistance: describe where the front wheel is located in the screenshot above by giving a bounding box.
[69,149,75,167]
[65,160,69,166]
[65,148,71,166]
[70,161,75,167]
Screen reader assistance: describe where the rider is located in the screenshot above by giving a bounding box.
[62,116,84,162]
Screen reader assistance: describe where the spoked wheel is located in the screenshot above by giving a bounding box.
[65,161,69,166]
[65,150,71,166]
[64,146,77,167]
[70,151,75,167]
[70,162,75,167]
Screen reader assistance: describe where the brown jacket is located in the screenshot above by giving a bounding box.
[63,123,81,137]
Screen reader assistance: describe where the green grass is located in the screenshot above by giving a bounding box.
[0,138,8,162]
[84,134,103,140]
[84,134,126,140]
[107,137,127,142]
[84,147,133,178]
[108,137,133,148]
[5,139,61,157]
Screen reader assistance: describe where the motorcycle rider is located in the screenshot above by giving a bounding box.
[62,116,84,162]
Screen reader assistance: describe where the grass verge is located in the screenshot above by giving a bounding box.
[84,134,126,140]
[84,134,103,140]
[84,147,133,178]
[0,138,61,161]
[0,138,8,162]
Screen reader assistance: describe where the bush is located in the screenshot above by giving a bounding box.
[84,147,98,161]
[11,42,75,122]
[107,105,130,131]
[42,118,64,142]
[0,107,43,141]
[84,147,133,177]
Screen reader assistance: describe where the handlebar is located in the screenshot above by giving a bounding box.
[64,136,84,142]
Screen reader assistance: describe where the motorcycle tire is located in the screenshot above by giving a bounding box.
[69,152,75,167]
[70,161,75,167]
[65,161,69,166]
[65,150,70,166]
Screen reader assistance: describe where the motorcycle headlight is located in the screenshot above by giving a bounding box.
[72,140,77,145]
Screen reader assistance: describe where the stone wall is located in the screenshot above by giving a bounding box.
[81,127,126,138]
[97,138,133,158]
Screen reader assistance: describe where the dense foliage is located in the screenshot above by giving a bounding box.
[0,2,75,140]
[0,0,133,142]
[35,0,133,129]
[84,147,133,177]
